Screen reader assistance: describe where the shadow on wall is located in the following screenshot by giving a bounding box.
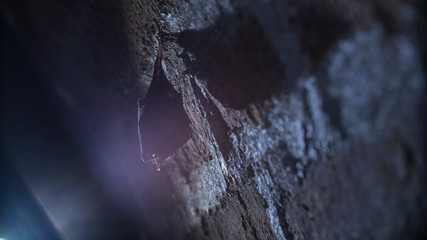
[173,14,286,109]
[169,3,355,109]
[289,3,351,63]
[169,0,412,110]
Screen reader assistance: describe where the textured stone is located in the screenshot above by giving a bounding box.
[2,0,426,239]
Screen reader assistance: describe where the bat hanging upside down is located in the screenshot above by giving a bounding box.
[137,34,191,171]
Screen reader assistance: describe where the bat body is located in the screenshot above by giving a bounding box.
[138,36,191,171]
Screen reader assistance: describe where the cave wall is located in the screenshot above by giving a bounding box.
[1,0,426,239]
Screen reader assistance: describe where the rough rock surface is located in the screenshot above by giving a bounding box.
[2,0,426,239]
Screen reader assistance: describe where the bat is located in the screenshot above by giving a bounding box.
[137,34,192,171]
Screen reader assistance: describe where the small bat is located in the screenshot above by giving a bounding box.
[137,35,191,171]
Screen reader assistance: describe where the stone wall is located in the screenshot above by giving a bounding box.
[2,0,426,239]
